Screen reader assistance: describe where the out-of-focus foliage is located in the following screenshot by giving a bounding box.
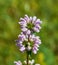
[0,0,58,65]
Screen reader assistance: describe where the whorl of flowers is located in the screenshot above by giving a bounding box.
[19,15,42,33]
[14,15,42,65]
[14,59,40,65]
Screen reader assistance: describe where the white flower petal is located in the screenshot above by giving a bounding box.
[25,15,30,23]
[33,27,40,32]
[31,59,35,64]
[32,16,37,24]
[33,49,37,54]
[27,45,31,50]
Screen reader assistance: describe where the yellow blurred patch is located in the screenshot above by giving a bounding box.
[37,53,46,65]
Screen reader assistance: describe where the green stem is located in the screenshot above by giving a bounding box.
[26,35,30,65]
[27,51,29,65]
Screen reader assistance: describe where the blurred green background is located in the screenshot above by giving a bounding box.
[0,0,58,65]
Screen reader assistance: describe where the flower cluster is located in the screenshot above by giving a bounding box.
[14,15,42,65]
[16,32,41,54]
[14,59,40,65]
[16,15,42,54]
[19,15,42,34]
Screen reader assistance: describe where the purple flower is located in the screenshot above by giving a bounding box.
[16,33,26,52]
[16,43,25,52]
[29,34,41,54]
[16,15,42,54]
[16,33,41,54]
[19,15,42,33]
[18,32,26,42]
[19,45,25,52]
[14,61,22,65]
[15,15,42,65]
